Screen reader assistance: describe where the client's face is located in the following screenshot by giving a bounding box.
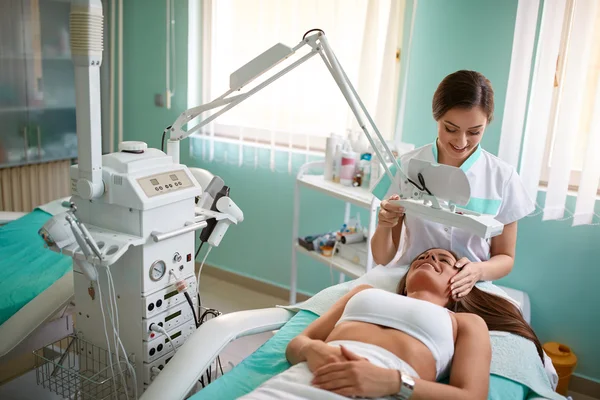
[405,249,459,302]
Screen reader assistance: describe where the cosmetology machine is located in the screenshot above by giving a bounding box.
[38,0,243,398]
[37,1,504,399]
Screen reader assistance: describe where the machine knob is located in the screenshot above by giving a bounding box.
[119,141,148,153]
[173,252,182,263]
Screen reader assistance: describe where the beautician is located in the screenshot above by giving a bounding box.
[370,70,535,300]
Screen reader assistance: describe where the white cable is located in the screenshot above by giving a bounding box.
[149,323,177,355]
[105,267,129,400]
[93,265,117,399]
[108,268,138,400]
[196,245,212,299]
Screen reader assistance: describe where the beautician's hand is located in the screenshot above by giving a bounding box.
[302,340,348,373]
[312,345,401,398]
[378,195,405,228]
[451,258,483,299]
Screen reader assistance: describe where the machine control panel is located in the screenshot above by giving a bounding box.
[137,170,193,198]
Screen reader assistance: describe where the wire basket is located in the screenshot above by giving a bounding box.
[34,335,132,400]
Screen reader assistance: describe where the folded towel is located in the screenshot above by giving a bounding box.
[279,265,566,400]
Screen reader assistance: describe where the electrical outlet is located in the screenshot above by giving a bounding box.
[155,93,164,107]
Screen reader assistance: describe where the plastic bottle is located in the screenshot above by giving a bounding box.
[359,153,372,188]
[340,150,357,186]
[332,143,343,183]
[324,133,342,181]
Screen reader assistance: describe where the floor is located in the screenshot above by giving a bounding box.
[0,274,596,400]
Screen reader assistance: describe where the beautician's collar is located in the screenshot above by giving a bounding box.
[432,139,481,173]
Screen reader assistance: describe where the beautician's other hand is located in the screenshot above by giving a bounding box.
[302,340,348,373]
[312,345,401,398]
[378,194,405,228]
[451,258,483,299]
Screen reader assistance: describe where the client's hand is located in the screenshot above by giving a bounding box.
[451,258,483,298]
[378,194,405,228]
[302,340,348,373]
[311,345,401,398]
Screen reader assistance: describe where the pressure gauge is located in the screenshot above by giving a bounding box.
[150,260,166,281]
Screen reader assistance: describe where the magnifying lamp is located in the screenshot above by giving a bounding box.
[163,30,504,239]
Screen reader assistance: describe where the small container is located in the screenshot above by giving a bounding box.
[340,151,357,186]
[332,145,343,183]
[359,153,372,188]
[320,246,334,257]
[543,342,577,395]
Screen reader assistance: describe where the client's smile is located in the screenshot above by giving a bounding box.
[418,262,441,273]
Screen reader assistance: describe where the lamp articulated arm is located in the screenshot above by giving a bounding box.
[164,31,416,200]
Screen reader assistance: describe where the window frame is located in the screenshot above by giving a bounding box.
[190,0,411,154]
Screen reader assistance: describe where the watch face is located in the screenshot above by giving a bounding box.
[399,370,415,399]
[402,373,415,386]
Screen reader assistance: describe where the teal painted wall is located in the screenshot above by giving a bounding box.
[116,0,190,163]
[119,0,600,381]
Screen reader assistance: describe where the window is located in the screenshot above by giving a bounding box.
[191,0,406,153]
[539,0,600,193]
[501,0,600,225]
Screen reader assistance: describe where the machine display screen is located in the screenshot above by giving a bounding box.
[165,310,181,322]
[137,170,191,198]
[164,290,178,300]
[166,331,182,342]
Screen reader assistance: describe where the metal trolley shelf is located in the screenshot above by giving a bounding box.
[34,334,132,400]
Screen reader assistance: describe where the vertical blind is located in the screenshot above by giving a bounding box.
[500,0,600,226]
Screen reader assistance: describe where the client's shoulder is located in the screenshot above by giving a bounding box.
[350,284,375,294]
[454,312,488,334]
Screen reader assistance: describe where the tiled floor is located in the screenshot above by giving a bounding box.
[0,274,596,400]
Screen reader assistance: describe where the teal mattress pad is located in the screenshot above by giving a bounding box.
[190,310,531,400]
[0,210,72,325]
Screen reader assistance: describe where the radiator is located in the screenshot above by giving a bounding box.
[0,160,71,212]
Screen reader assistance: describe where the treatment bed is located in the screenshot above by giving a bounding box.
[140,276,562,400]
[0,207,74,369]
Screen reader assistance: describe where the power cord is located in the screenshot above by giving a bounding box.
[104,267,138,400]
[195,241,204,259]
[93,266,118,399]
[196,245,212,313]
[169,269,200,328]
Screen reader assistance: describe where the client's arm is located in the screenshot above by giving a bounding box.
[311,313,491,400]
[285,284,372,366]
[409,313,491,400]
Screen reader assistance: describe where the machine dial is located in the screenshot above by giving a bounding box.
[173,252,182,263]
[150,260,166,281]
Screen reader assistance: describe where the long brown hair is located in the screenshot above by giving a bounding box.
[432,70,495,123]
[396,251,545,365]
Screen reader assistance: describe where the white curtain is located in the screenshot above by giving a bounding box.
[500,0,600,226]
[197,0,404,167]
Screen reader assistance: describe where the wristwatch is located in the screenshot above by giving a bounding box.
[391,369,415,399]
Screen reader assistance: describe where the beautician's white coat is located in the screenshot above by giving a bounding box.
[372,141,535,266]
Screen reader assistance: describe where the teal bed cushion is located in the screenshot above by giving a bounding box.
[190,310,530,400]
[0,209,72,325]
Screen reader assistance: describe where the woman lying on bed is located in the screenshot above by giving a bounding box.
[240,248,543,400]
